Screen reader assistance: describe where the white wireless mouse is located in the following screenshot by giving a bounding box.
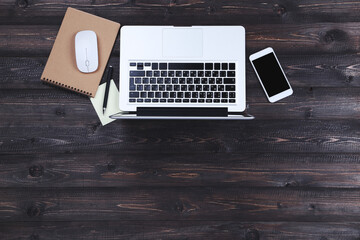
[75,30,99,73]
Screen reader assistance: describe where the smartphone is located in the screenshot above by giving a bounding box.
[249,47,293,103]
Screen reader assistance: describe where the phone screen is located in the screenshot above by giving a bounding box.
[252,52,290,97]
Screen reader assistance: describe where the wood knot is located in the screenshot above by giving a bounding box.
[304,108,313,119]
[207,6,216,14]
[26,203,44,217]
[174,201,185,213]
[273,4,287,16]
[29,234,40,240]
[245,229,260,240]
[308,203,316,210]
[345,76,354,83]
[17,0,28,8]
[55,108,66,116]
[29,165,44,177]
[107,162,116,172]
[322,29,348,44]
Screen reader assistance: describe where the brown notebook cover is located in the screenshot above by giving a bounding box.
[41,7,120,97]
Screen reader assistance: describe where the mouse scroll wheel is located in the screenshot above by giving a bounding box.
[85,60,90,66]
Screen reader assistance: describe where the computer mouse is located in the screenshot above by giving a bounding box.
[75,30,99,73]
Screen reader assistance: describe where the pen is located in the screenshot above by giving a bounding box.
[103,65,113,115]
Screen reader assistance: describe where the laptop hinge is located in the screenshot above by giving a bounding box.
[137,107,228,117]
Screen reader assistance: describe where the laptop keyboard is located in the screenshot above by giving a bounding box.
[128,62,236,103]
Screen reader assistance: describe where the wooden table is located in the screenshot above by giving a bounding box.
[1,1,359,239]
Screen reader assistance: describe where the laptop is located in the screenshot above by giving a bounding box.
[111,26,254,120]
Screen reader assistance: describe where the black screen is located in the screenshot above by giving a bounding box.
[252,52,290,97]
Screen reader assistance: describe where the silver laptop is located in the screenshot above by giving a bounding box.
[111,26,253,119]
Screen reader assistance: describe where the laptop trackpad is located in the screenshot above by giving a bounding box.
[162,28,203,58]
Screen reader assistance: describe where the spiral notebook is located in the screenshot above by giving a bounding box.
[41,7,120,97]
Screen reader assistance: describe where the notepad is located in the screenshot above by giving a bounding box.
[41,7,120,97]
[90,80,121,126]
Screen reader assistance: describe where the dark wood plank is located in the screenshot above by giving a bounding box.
[1,23,360,56]
[1,55,360,89]
[0,120,359,154]
[0,87,359,127]
[2,0,360,25]
[1,153,360,188]
[1,221,360,240]
[3,187,360,221]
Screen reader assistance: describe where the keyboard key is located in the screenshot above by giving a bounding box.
[155,92,161,98]
[200,92,206,98]
[205,71,211,77]
[203,85,209,91]
[130,71,145,77]
[148,92,154,98]
[177,92,184,98]
[198,99,205,103]
[229,99,236,103]
[181,85,187,91]
[154,71,160,77]
[151,85,158,91]
[137,85,143,91]
[176,71,182,77]
[130,62,136,66]
[214,99,220,103]
[205,63,213,70]
[216,78,222,84]
[229,63,235,70]
[190,71,197,77]
[170,92,176,98]
[129,78,135,90]
[152,99,159,102]
[159,85,165,91]
[157,78,164,84]
[168,71,175,77]
[198,71,204,77]
[214,63,220,70]
[183,71,189,77]
[185,92,191,98]
[218,85,224,91]
[191,99,197,103]
[141,92,147,98]
[212,71,219,77]
[211,85,217,91]
[229,92,236,98]
[163,92,169,98]
[179,78,186,84]
[192,92,198,98]
[175,99,182,103]
[220,71,226,77]
[142,78,149,84]
[227,71,235,77]
[168,99,174,103]
[137,63,144,70]
[186,78,193,84]
[160,99,166,103]
[183,99,190,103]
[168,63,204,70]
[196,85,202,91]
[174,85,180,91]
[135,78,141,84]
[172,78,178,84]
[145,62,151,66]
[226,85,235,91]
[144,85,151,91]
[137,99,144,102]
[222,92,228,98]
[214,92,220,98]
[209,78,215,84]
[165,78,171,84]
[224,78,235,84]
[159,63,167,69]
[129,98,136,102]
[166,85,173,91]
[188,85,195,91]
[206,99,212,103]
[145,99,151,102]
[146,71,152,77]
[194,78,200,84]
[221,99,228,103]
[152,63,158,70]
[222,63,228,70]
[201,78,207,84]
[161,71,167,77]
[150,78,156,84]
[207,92,213,98]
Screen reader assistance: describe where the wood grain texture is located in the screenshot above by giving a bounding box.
[1,55,360,89]
[0,87,359,125]
[2,0,360,25]
[3,187,360,221]
[1,221,360,240]
[1,23,360,56]
[0,120,359,154]
[1,153,360,188]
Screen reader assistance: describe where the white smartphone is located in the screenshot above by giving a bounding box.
[249,47,293,103]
